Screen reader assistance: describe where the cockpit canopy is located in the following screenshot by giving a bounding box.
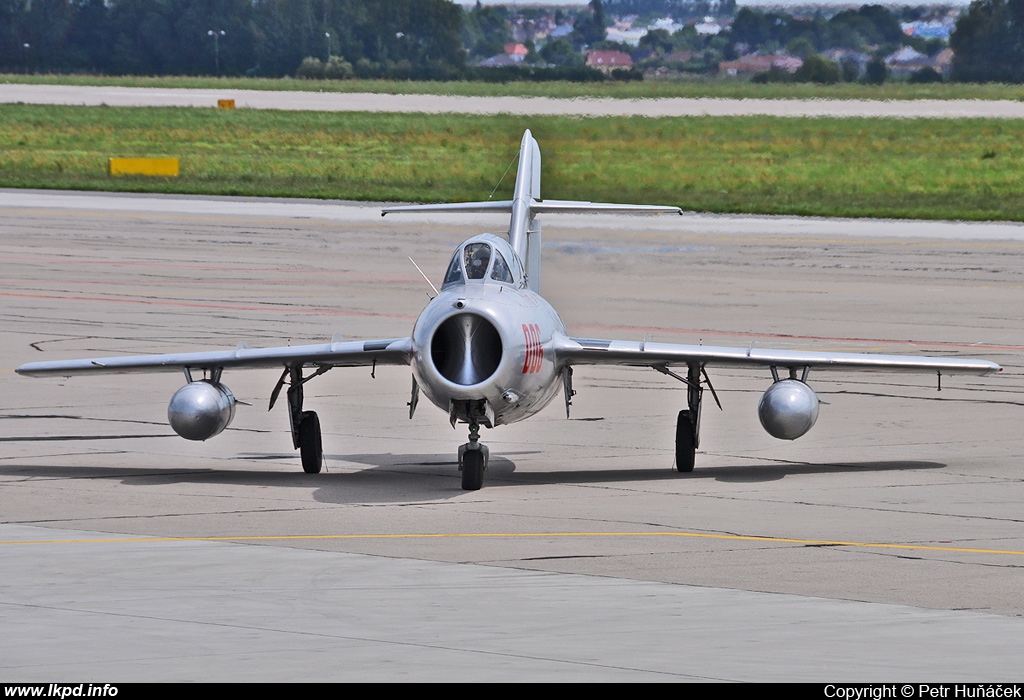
[442,235,523,289]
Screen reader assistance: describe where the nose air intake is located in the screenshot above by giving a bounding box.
[431,313,503,386]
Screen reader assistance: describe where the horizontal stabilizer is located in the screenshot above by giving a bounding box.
[382,201,514,216]
[532,200,682,216]
[382,200,682,217]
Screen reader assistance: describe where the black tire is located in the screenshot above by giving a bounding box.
[297,411,323,474]
[461,449,484,491]
[675,410,696,473]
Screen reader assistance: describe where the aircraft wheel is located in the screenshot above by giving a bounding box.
[298,411,323,474]
[461,449,484,491]
[675,410,696,473]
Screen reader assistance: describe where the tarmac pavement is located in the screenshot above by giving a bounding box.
[2,190,1023,681]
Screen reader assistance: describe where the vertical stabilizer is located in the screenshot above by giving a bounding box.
[526,217,542,294]
[508,130,541,278]
[380,130,682,295]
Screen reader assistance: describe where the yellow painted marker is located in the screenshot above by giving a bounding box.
[108,157,179,177]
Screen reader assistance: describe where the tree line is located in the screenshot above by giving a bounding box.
[1,0,464,78]
[950,0,1024,82]
[2,0,1024,83]
[728,0,1024,84]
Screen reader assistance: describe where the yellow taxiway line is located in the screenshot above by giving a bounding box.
[2,531,1022,556]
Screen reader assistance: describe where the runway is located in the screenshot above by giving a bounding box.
[7,83,1024,118]
[2,190,1023,681]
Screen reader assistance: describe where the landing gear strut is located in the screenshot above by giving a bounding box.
[458,422,489,490]
[675,363,702,473]
[283,365,324,474]
[655,363,708,472]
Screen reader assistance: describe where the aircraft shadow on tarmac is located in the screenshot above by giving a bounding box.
[324,451,946,488]
[0,456,945,505]
[674,459,945,483]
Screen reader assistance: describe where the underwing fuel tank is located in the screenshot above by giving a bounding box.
[167,380,237,441]
[758,379,819,440]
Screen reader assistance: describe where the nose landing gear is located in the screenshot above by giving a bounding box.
[451,399,493,490]
[458,422,489,490]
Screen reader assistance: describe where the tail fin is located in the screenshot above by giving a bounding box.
[382,130,682,293]
[509,130,542,291]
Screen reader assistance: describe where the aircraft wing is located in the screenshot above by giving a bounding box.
[16,338,412,377]
[554,336,1001,376]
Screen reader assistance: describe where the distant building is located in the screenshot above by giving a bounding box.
[651,17,683,34]
[901,20,952,40]
[933,48,954,76]
[606,16,687,48]
[605,16,645,46]
[885,46,931,76]
[695,16,722,36]
[478,44,529,69]
[550,23,574,39]
[477,54,522,68]
[882,46,954,78]
[504,43,529,59]
[823,48,870,77]
[606,25,647,46]
[719,53,802,77]
[509,14,557,43]
[586,50,633,73]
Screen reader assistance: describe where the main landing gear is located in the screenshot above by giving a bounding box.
[275,365,326,474]
[458,422,489,490]
[676,363,702,473]
[676,408,697,473]
[297,411,323,474]
[656,363,712,474]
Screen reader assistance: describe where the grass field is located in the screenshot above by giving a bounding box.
[2,104,1023,221]
[7,72,1024,101]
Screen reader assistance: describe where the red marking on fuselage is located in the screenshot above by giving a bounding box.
[522,323,542,373]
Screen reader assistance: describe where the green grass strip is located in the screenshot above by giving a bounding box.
[2,104,1022,221]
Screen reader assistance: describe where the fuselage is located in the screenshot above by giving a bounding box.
[410,234,565,427]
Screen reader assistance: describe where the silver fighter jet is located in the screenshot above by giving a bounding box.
[17,130,1002,489]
